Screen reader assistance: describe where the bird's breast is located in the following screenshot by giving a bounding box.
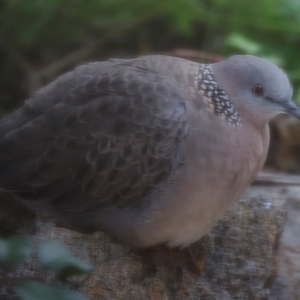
[136,117,269,248]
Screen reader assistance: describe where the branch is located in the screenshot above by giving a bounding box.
[162,48,224,62]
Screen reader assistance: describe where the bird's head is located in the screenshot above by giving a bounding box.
[212,55,300,124]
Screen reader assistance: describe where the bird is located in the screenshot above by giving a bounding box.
[0,54,299,249]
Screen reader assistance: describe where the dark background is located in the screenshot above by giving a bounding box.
[1,0,300,118]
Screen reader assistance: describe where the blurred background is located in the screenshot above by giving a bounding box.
[1,0,300,170]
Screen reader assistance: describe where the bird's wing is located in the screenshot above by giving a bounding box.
[0,57,194,212]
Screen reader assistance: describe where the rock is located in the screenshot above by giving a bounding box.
[270,194,300,300]
[0,183,289,300]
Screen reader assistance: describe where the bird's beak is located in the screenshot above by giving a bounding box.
[283,100,300,120]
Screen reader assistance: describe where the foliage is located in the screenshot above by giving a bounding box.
[0,236,32,268]
[1,0,201,49]
[1,0,300,113]
[38,240,93,280]
[0,237,93,300]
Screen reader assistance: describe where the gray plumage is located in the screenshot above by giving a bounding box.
[0,55,299,248]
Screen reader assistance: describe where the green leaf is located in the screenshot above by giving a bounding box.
[38,240,93,279]
[15,281,89,300]
[0,236,32,268]
[226,33,263,55]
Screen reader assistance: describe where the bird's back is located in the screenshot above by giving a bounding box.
[0,55,200,234]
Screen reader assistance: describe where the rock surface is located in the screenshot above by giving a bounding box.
[0,182,293,300]
[270,194,300,300]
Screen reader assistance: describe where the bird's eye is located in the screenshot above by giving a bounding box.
[252,84,265,96]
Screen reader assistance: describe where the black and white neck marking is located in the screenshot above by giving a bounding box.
[197,65,240,127]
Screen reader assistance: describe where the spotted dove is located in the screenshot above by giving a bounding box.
[0,55,299,248]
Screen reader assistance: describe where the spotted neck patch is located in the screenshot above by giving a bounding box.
[197,64,240,127]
